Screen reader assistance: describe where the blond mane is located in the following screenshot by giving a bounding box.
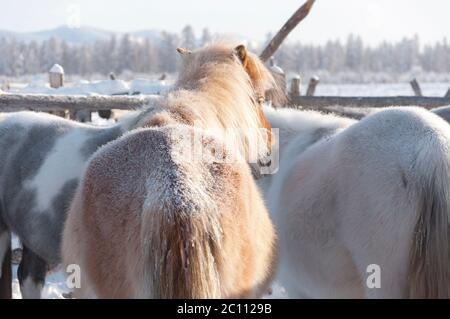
[62,43,279,298]
[132,43,280,163]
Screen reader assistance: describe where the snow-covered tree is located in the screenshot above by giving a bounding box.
[159,31,180,73]
[345,34,364,71]
[0,32,449,78]
[181,25,196,49]
[117,34,133,73]
[201,28,212,46]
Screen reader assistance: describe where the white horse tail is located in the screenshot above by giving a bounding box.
[408,129,450,298]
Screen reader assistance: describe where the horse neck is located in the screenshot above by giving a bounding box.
[174,68,259,131]
[123,66,268,162]
[174,72,268,160]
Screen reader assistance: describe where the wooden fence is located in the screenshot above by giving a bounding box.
[1,93,449,116]
[1,82,449,114]
[1,64,449,115]
[291,96,450,109]
[285,75,450,109]
[0,93,152,112]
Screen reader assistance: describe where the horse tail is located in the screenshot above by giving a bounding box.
[139,133,276,299]
[141,202,223,298]
[408,128,450,298]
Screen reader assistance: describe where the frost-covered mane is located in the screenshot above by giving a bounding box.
[125,43,281,162]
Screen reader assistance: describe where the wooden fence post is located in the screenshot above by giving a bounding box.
[49,64,64,89]
[0,242,12,299]
[306,76,320,96]
[49,64,67,118]
[95,72,120,120]
[410,78,423,97]
[290,76,301,98]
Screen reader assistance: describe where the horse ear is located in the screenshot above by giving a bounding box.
[234,45,248,64]
[176,47,192,55]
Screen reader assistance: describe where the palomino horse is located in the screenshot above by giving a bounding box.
[260,105,450,298]
[61,43,279,298]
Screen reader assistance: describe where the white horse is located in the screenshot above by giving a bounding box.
[260,105,450,298]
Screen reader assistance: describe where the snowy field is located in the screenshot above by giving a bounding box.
[2,76,449,97]
[312,82,449,97]
[6,80,449,298]
[4,78,170,96]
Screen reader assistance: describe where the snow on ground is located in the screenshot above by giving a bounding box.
[12,266,288,299]
[4,79,449,98]
[12,265,70,299]
[7,77,171,96]
[312,82,450,97]
[11,231,287,299]
[11,235,70,299]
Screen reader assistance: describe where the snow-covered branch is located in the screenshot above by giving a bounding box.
[260,0,316,62]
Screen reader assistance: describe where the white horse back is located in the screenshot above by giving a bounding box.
[264,106,450,298]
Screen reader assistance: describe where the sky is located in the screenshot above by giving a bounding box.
[0,0,449,46]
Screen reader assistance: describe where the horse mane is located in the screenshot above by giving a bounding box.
[131,43,282,163]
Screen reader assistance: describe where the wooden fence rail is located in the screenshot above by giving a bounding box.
[1,94,450,113]
[291,96,450,109]
[0,94,154,112]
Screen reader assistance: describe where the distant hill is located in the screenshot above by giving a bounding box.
[0,26,163,44]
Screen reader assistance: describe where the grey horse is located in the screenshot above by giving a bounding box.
[0,106,158,298]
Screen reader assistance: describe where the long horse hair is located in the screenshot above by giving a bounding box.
[62,44,279,299]
[128,43,282,163]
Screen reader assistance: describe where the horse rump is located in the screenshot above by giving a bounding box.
[62,126,276,298]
